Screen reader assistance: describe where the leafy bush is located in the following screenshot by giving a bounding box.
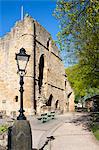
[0,125,8,134]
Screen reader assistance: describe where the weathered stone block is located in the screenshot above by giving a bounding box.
[8,120,32,150]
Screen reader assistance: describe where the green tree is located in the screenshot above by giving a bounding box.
[66,65,99,103]
[54,0,99,101]
[54,0,99,52]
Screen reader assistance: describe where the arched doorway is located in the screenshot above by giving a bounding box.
[67,92,72,112]
[38,54,44,93]
[46,94,53,106]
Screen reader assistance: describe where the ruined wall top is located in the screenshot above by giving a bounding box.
[0,15,60,58]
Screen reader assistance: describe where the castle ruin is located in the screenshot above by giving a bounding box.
[0,15,74,117]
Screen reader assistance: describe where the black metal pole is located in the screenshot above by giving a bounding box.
[33,22,36,114]
[17,75,26,120]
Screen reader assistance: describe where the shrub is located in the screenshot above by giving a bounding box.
[0,125,8,134]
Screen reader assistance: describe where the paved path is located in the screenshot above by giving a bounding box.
[28,113,99,150]
[50,122,99,150]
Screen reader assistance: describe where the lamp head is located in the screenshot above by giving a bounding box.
[15,48,30,76]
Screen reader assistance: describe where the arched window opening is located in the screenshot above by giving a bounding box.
[67,92,72,98]
[46,94,53,106]
[15,96,18,102]
[47,38,50,49]
[65,81,66,88]
[55,100,59,109]
[38,54,44,93]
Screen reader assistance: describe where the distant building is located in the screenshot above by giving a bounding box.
[85,95,99,112]
[0,15,75,117]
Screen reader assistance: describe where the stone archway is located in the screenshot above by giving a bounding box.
[45,94,53,111]
[46,94,53,106]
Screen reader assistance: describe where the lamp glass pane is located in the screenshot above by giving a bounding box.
[17,55,28,71]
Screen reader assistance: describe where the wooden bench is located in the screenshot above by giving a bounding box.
[50,111,55,119]
[37,113,48,123]
[37,111,55,123]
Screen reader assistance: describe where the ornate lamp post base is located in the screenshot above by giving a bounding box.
[17,112,26,120]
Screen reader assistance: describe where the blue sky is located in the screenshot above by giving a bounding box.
[0,0,59,41]
[0,0,69,67]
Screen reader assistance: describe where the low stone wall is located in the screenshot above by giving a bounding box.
[0,132,8,149]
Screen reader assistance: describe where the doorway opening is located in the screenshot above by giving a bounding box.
[46,94,53,106]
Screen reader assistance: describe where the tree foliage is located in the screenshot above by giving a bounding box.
[66,65,99,102]
[54,0,99,101]
[54,0,99,52]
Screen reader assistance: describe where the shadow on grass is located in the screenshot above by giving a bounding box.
[69,113,94,131]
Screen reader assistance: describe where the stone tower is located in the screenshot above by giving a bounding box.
[0,15,74,117]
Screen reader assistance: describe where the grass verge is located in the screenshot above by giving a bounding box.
[91,123,99,140]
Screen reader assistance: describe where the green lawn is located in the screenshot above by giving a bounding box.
[91,123,99,140]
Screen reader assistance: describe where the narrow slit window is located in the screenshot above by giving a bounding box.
[38,54,44,93]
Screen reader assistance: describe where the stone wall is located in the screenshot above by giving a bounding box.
[0,15,74,116]
[65,78,75,112]
[0,132,7,149]
[0,16,34,116]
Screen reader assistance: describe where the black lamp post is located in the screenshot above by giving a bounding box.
[15,48,30,120]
